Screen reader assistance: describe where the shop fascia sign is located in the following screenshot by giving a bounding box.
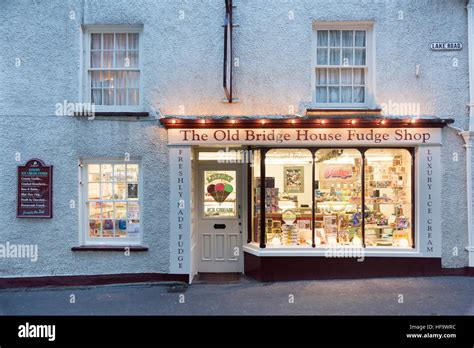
[168,128,441,146]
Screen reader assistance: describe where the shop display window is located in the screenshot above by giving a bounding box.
[264,149,313,247]
[85,162,140,241]
[314,149,363,247]
[364,149,412,248]
[250,148,414,249]
[251,150,261,244]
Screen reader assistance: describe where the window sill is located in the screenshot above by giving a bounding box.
[243,244,421,257]
[306,108,382,117]
[71,245,148,252]
[73,111,149,118]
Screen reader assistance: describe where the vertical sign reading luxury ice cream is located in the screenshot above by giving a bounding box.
[17,159,53,218]
[170,147,191,275]
[418,147,441,256]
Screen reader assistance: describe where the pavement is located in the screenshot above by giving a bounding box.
[0,276,473,315]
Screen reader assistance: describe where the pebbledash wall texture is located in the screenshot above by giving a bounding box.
[0,0,471,280]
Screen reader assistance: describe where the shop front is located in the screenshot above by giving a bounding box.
[162,116,453,281]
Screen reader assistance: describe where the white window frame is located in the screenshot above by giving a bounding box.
[81,25,144,112]
[312,21,376,109]
[79,158,143,246]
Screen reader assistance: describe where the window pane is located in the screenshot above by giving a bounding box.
[203,171,237,217]
[317,30,328,46]
[102,71,114,88]
[252,151,261,243]
[264,149,313,247]
[127,164,139,182]
[342,48,353,66]
[91,33,101,50]
[127,71,139,88]
[317,48,328,65]
[88,202,101,219]
[101,183,113,200]
[355,30,366,47]
[127,202,140,237]
[329,30,340,47]
[116,89,126,105]
[328,87,340,103]
[129,50,139,68]
[116,33,127,50]
[341,68,352,85]
[102,202,114,219]
[329,48,340,65]
[114,182,127,200]
[88,164,101,182]
[102,219,114,237]
[88,183,100,200]
[353,87,365,103]
[341,87,352,103]
[314,149,363,247]
[364,149,412,248]
[91,71,102,88]
[114,164,126,182]
[316,87,327,103]
[316,68,327,85]
[103,88,114,105]
[103,51,113,69]
[354,68,365,85]
[128,89,139,106]
[342,30,353,47]
[91,89,102,105]
[115,50,127,68]
[354,48,366,65]
[128,33,139,50]
[91,51,101,68]
[101,164,113,181]
[103,33,114,50]
[89,220,101,238]
[328,69,339,85]
[115,202,127,218]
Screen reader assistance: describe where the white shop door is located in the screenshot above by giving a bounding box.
[198,165,242,273]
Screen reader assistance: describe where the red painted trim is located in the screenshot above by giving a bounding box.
[160,117,454,129]
[0,273,189,289]
[244,252,472,282]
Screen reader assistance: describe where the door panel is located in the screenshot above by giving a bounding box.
[198,166,242,273]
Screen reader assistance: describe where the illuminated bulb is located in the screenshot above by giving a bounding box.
[352,235,362,247]
[351,119,356,125]
[381,119,386,125]
[399,238,409,248]
[271,236,281,246]
[231,119,236,124]
[410,118,416,124]
[171,119,177,124]
[201,119,206,124]
[291,119,296,124]
[261,120,266,125]
[321,120,326,124]
[314,236,321,246]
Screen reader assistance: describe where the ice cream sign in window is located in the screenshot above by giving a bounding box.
[204,171,237,218]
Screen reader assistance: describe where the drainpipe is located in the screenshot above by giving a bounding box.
[465,0,474,267]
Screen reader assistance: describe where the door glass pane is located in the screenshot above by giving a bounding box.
[314,149,363,247]
[265,149,313,247]
[252,150,261,243]
[364,149,412,248]
[203,170,237,218]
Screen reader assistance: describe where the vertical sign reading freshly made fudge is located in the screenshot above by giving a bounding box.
[169,147,191,275]
[17,159,53,218]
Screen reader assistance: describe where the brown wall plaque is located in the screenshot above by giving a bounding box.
[17,159,53,218]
